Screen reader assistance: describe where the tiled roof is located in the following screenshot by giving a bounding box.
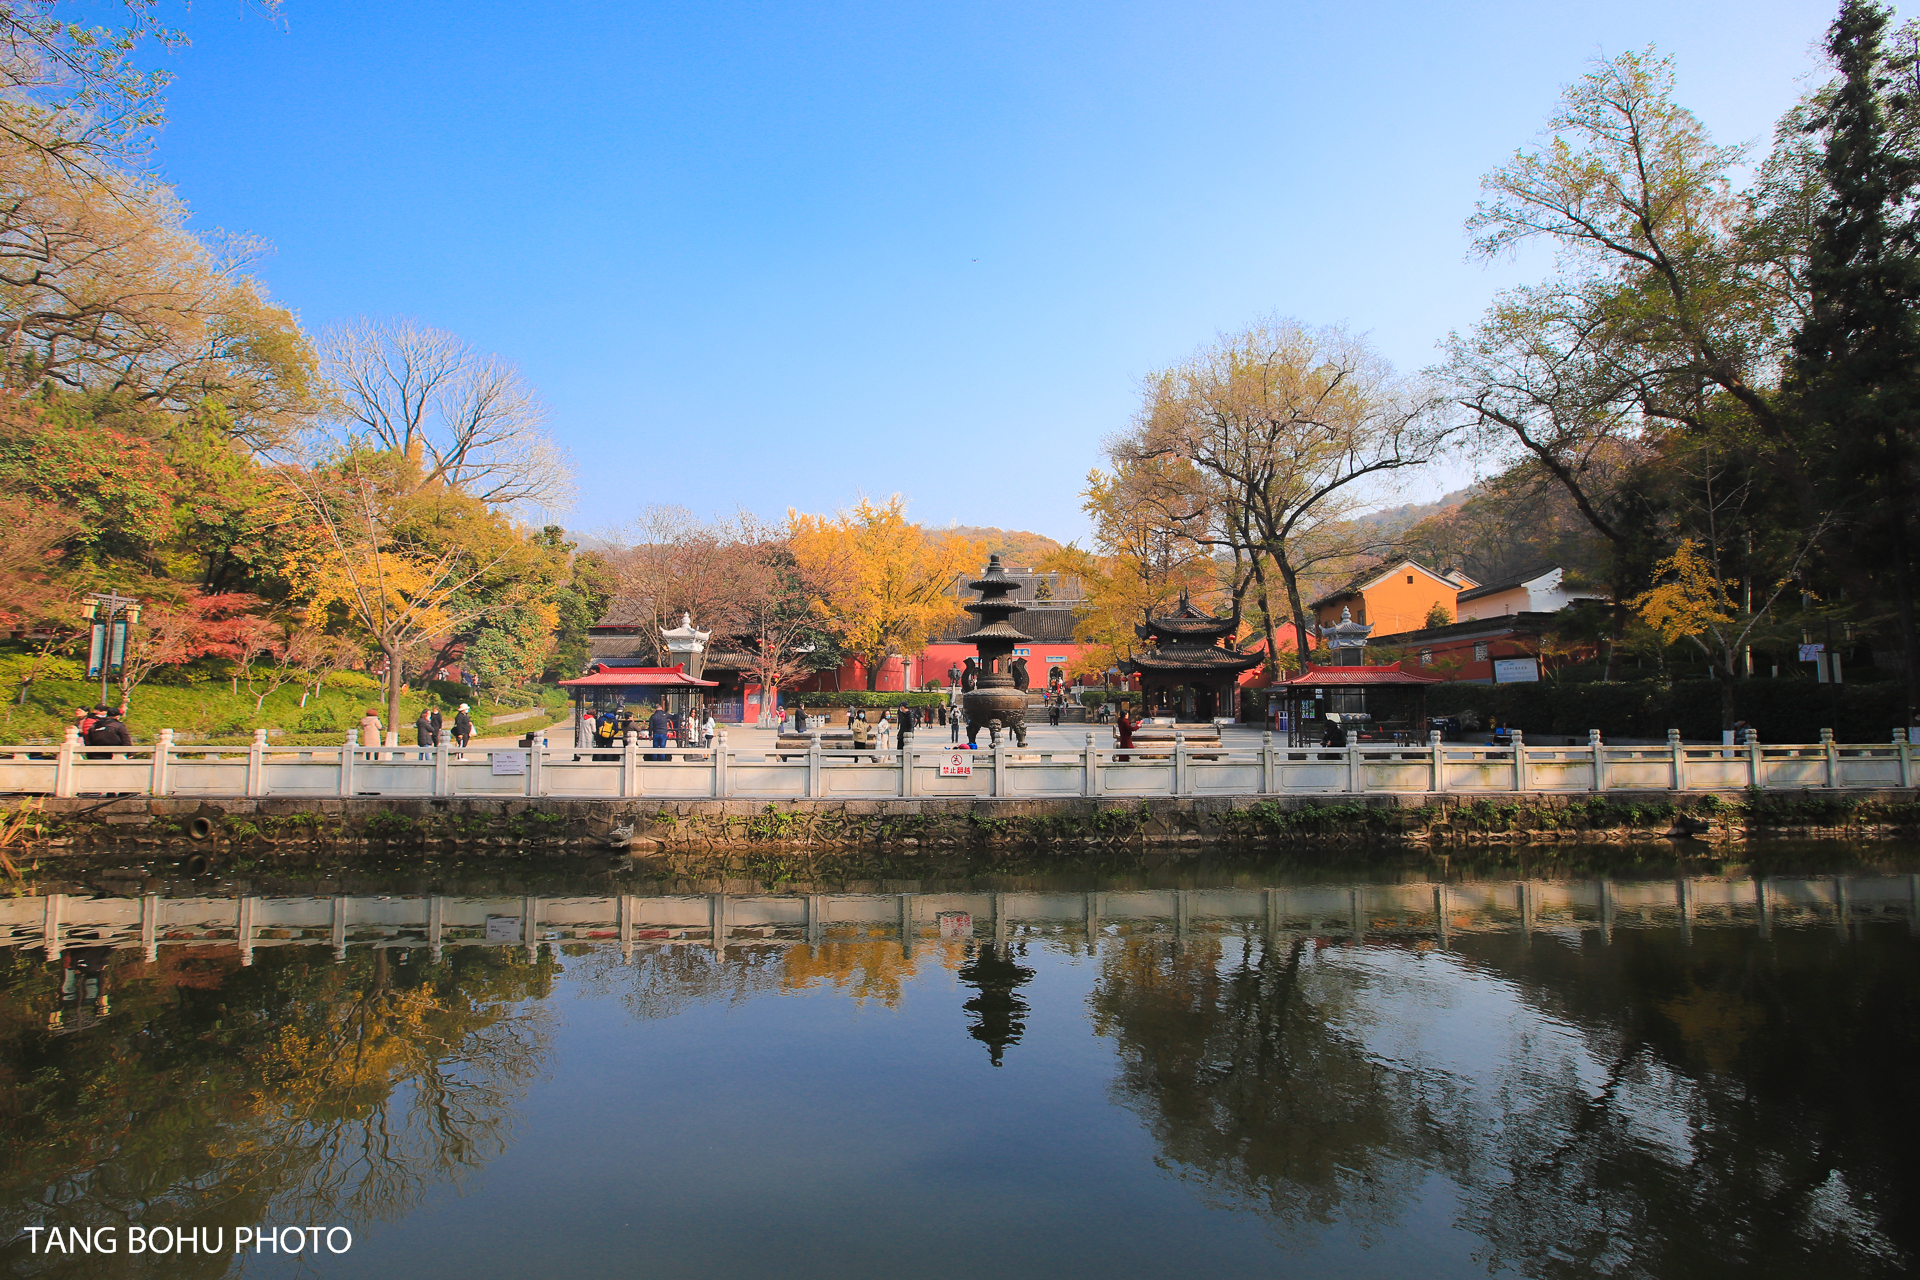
[560,665,719,688]
[1276,663,1442,686]
[1120,643,1262,673]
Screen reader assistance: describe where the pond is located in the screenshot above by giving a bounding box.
[2,848,1917,1278]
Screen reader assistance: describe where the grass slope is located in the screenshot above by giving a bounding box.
[4,674,570,745]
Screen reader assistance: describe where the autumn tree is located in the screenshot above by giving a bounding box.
[1450,48,1843,680]
[117,590,262,702]
[1629,533,1819,728]
[1041,460,1219,678]
[731,522,836,725]
[1120,319,1447,670]
[290,450,556,733]
[602,506,760,662]
[788,496,982,690]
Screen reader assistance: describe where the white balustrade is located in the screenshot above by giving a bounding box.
[6,727,1918,802]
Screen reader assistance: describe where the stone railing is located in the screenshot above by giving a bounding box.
[7,726,1919,801]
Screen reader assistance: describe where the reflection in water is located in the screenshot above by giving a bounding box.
[0,944,550,1278]
[0,864,1914,1278]
[1089,933,1430,1241]
[958,942,1035,1067]
[1089,925,1918,1275]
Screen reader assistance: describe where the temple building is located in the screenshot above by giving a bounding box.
[1118,596,1262,721]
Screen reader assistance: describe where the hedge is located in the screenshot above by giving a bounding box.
[1078,691,1136,707]
[793,691,949,710]
[1422,677,1906,742]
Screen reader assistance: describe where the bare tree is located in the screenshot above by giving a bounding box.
[320,317,573,512]
[601,506,756,662]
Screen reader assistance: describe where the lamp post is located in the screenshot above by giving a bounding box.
[81,591,141,709]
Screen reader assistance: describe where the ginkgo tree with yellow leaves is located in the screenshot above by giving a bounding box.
[1629,538,1817,731]
[1040,461,1221,678]
[788,496,984,691]
[291,449,568,734]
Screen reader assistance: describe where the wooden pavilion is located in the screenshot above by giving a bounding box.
[558,663,719,727]
[1118,596,1262,722]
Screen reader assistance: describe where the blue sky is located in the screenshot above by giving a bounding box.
[143,0,1842,542]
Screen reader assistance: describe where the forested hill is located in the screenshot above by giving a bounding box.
[947,526,1064,567]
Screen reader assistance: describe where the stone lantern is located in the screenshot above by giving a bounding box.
[1318,606,1374,666]
[660,612,710,679]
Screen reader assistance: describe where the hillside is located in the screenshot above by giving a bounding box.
[947,525,1064,568]
[1350,486,1477,535]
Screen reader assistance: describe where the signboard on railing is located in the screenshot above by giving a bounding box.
[938,752,973,777]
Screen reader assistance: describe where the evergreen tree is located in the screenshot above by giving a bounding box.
[1792,0,1920,715]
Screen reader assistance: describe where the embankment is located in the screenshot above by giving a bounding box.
[13,788,1920,862]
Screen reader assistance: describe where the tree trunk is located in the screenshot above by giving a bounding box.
[383,642,404,740]
[1249,554,1281,678]
[1273,551,1314,670]
[865,658,881,692]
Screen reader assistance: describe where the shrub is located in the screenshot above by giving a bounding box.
[797,691,947,710]
[297,704,345,733]
[1422,676,1901,741]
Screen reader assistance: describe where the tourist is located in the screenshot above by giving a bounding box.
[579,708,596,749]
[852,709,876,761]
[359,708,383,750]
[950,703,961,743]
[1048,697,1061,727]
[414,709,434,749]
[702,709,717,748]
[647,703,672,760]
[453,704,473,750]
[429,705,443,739]
[1114,704,1137,761]
[84,705,130,758]
[594,709,619,759]
[897,704,916,751]
[73,706,96,740]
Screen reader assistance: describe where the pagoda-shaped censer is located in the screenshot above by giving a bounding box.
[960,555,1031,748]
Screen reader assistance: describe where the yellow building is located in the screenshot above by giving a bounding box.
[1309,561,1478,635]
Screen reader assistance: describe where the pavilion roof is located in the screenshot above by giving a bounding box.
[559,664,719,689]
[1119,643,1262,674]
[1135,595,1235,642]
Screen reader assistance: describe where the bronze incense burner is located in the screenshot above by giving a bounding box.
[959,555,1030,748]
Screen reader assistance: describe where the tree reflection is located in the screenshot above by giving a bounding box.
[957,942,1034,1066]
[0,943,553,1278]
[569,938,968,1019]
[1087,931,1434,1241]
[1087,924,1919,1275]
[1441,928,1919,1278]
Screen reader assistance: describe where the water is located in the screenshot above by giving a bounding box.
[3,850,1918,1278]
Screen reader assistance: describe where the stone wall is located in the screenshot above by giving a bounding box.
[15,788,1920,861]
